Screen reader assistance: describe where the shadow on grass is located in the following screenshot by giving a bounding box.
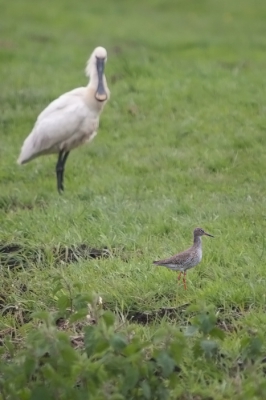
[0,195,48,212]
[107,302,253,332]
[0,242,111,269]
[126,303,190,325]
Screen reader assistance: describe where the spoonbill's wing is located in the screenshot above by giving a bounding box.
[18,89,94,164]
[36,88,85,122]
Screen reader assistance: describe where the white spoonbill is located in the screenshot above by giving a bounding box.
[17,46,110,193]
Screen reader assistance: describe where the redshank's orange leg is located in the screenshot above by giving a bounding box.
[183,272,187,290]
[177,271,182,281]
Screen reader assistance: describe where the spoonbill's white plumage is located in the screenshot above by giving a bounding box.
[17,46,110,193]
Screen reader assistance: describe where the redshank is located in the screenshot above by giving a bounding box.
[153,227,214,289]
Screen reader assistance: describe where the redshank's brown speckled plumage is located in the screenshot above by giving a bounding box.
[153,227,214,289]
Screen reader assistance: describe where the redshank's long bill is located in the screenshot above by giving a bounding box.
[153,227,214,290]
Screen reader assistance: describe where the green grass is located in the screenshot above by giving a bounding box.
[1,0,266,397]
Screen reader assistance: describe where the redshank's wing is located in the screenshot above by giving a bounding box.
[153,247,193,269]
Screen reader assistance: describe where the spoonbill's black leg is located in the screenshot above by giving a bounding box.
[56,150,70,194]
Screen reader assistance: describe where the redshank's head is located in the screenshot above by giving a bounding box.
[194,227,214,238]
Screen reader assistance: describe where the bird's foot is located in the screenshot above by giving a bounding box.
[57,184,64,194]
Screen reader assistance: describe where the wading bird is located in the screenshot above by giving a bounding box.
[17,46,110,193]
[153,227,214,289]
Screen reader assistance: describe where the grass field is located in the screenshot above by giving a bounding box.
[1,0,266,397]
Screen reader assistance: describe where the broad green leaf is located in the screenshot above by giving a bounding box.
[73,282,82,291]
[69,308,89,323]
[31,311,51,323]
[191,312,217,335]
[30,386,53,400]
[156,352,176,378]
[186,304,201,313]
[35,342,51,358]
[42,364,56,379]
[121,365,139,395]
[17,388,31,400]
[84,326,96,355]
[156,386,169,400]
[4,338,15,357]
[95,337,110,353]
[111,334,127,352]
[248,337,263,356]
[123,341,142,356]
[200,339,218,358]
[185,325,198,337]
[141,380,151,399]
[101,311,115,327]
[109,394,124,400]
[241,336,263,359]
[169,339,186,363]
[73,293,92,310]
[57,294,70,310]
[192,340,203,358]
[23,356,36,377]
[153,328,169,343]
[60,345,79,364]
[51,281,64,296]
[209,326,225,341]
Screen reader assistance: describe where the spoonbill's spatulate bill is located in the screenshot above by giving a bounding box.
[17,46,110,193]
[153,227,214,289]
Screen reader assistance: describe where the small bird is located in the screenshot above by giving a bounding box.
[17,46,110,193]
[153,227,214,289]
